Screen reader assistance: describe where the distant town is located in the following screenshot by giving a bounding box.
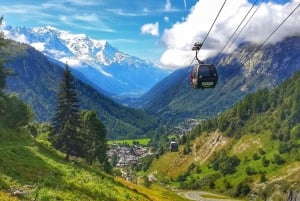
[107,143,152,168]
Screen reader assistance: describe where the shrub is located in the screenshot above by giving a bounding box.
[261,156,270,167]
[258,148,265,155]
[253,153,261,160]
[236,182,251,196]
[273,153,286,165]
[223,179,232,189]
[245,166,257,176]
[278,142,292,154]
[260,172,267,183]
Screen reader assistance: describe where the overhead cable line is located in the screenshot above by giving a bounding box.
[254,2,300,52]
[243,2,300,64]
[220,0,263,65]
[225,0,262,55]
[200,0,227,50]
[216,0,260,59]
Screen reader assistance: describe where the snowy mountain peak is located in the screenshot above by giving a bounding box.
[33,25,58,32]
[4,25,116,66]
[4,25,170,98]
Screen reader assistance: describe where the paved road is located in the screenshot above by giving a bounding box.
[178,191,244,201]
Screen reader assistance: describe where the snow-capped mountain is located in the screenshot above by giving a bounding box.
[3,25,170,98]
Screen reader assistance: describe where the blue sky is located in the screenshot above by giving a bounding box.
[0,0,197,63]
[1,0,298,68]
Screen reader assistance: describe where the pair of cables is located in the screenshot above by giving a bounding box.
[217,1,300,65]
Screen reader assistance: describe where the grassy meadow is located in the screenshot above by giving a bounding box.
[0,127,185,201]
[108,138,151,146]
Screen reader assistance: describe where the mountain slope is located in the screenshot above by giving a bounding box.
[137,36,300,130]
[4,25,170,99]
[3,39,158,138]
[148,71,300,200]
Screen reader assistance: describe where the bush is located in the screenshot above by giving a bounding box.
[260,172,267,183]
[261,156,270,167]
[236,182,251,196]
[223,179,232,189]
[209,181,215,189]
[253,153,261,160]
[210,151,240,175]
[278,142,292,154]
[291,124,300,139]
[0,94,33,128]
[258,148,265,155]
[245,166,257,176]
[273,153,286,165]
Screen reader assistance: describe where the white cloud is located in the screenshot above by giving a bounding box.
[59,57,82,67]
[4,31,28,43]
[164,16,169,22]
[141,22,159,36]
[31,42,45,51]
[160,0,300,68]
[165,0,172,11]
[63,0,100,6]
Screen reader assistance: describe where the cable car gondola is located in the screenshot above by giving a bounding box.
[190,42,218,89]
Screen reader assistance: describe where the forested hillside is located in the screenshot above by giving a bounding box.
[147,71,300,200]
[3,39,159,139]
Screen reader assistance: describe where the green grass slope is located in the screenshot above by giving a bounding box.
[0,127,149,201]
[0,125,190,201]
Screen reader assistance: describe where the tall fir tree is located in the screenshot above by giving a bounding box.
[80,110,108,165]
[50,64,82,160]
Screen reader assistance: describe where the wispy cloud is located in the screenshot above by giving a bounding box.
[161,0,182,12]
[74,13,99,23]
[106,8,148,17]
[61,0,102,6]
[160,0,300,68]
[165,0,172,11]
[58,14,115,32]
[141,22,159,36]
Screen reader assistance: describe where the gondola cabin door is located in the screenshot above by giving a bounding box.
[190,63,218,89]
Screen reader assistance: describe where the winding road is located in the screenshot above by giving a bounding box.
[178,191,244,201]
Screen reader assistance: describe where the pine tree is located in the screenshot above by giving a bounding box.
[50,64,82,160]
[80,110,108,165]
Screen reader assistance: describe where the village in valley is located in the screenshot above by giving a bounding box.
[106,138,180,183]
[107,143,151,168]
[106,142,152,182]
